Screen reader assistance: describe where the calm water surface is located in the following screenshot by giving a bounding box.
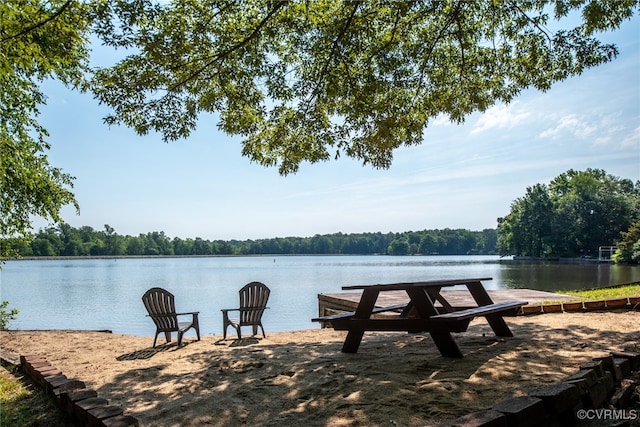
[2,255,638,336]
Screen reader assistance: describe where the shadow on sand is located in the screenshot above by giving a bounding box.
[116,342,192,361]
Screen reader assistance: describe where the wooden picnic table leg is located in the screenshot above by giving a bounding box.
[341,289,379,353]
[429,332,464,358]
[466,282,513,337]
[426,287,454,313]
[405,288,439,317]
[406,288,464,358]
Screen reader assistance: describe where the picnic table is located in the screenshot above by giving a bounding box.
[312,277,527,358]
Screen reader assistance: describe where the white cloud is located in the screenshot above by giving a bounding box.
[539,113,639,151]
[471,102,530,134]
[620,125,640,149]
[594,135,613,145]
[539,114,598,140]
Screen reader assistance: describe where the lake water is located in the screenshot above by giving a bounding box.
[2,255,639,337]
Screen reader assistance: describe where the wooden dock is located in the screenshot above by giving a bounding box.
[317,289,574,318]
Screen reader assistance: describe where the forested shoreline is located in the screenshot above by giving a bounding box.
[5,169,638,262]
[7,224,498,257]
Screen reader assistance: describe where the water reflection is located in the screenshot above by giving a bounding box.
[500,261,640,291]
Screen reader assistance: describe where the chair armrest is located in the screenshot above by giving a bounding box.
[174,312,199,326]
[147,313,176,319]
[220,308,240,313]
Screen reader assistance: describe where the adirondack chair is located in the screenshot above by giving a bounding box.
[142,287,201,347]
[222,281,270,339]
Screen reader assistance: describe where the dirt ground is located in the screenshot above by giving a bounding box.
[2,311,639,426]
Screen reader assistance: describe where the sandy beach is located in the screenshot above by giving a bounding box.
[2,310,639,426]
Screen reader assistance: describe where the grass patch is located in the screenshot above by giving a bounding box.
[535,282,640,305]
[534,282,640,305]
[0,365,75,427]
[562,283,640,301]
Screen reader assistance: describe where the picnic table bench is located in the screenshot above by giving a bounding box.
[312,277,527,358]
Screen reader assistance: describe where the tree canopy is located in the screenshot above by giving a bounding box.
[91,0,638,174]
[1,0,88,260]
[1,1,638,262]
[497,169,640,259]
[613,219,640,263]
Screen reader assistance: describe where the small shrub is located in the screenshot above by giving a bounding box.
[0,301,18,330]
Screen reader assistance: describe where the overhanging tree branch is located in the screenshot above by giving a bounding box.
[1,1,72,42]
[506,0,553,44]
[168,0,288,92]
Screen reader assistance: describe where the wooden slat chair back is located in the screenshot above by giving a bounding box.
[142,287,200,347]
[222,282,270,340]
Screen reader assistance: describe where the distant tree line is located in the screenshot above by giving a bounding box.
[497,169,639,261]
[7,224,498,257]
[7,168,637,262]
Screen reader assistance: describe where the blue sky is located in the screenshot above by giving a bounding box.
[34,16,639,241]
